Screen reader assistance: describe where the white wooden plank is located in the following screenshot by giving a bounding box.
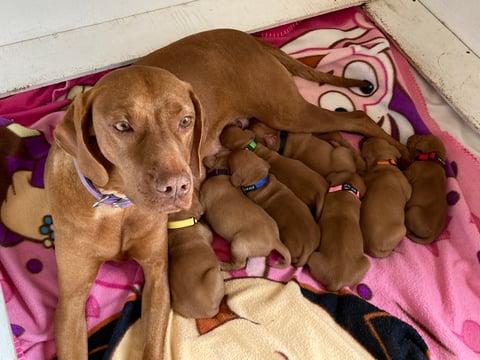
[0,288,16,360]
[421,0,480,57]
[0,0,188,47]
[0,0,367,98]
[364,0,480,133]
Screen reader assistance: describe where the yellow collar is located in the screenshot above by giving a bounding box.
[167,217,198,229]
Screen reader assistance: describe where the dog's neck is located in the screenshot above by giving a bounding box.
[414,152,446,167]
[240,175,269,194]
[73,160,132,208]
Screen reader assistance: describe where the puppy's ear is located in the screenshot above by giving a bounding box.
[230,171,243,187]
[189,89,204,179]
[54,89,109,187]
[264,134,278,149]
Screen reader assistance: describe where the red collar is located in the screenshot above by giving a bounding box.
[415,152,446,166]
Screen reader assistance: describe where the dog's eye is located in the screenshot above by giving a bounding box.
[114,121,131,132]
[180,116,194,129]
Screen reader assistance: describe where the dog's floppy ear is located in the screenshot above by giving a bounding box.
[230,171,243,187]
[189,89,205,179]
[54,89,109,187]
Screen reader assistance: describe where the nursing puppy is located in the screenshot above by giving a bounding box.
[201,149,291,270]
[168,188,224,318]
[308,171,369,291]
[360,137,412,257]
[251,120,361,175]
[220,125,328,220]
[228,149,320,266]
[404,134,448,244]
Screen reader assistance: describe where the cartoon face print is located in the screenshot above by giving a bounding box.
[0,119,54,248]
[281,27,415,143]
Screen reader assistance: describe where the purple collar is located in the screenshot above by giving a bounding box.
[73,160,132,208]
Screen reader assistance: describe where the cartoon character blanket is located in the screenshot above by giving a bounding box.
[1,7,479,360]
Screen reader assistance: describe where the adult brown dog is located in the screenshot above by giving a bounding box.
[201,149,291,270]
[167,188,224,318]
[45,66,204,359]
[228,149,320,266]
[360,137,412,257]
[251,121,361,176]
[404,134,448,244]
[135,28,408,164]
[220,125,328,220]
[307,171,369,291]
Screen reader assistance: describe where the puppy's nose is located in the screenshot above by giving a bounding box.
[156,173,191,198]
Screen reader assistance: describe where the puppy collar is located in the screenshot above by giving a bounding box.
[328,183,360,199]
[376,159,398,166]
[241,175,269,193]
[206,168,231,178]
[277,131,288,155]
[167,217,198,229]
[73,160,132,208]
[245,140,257,151]
[415,152,446,166]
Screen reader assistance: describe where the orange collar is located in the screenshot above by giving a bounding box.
[376,159,398,166]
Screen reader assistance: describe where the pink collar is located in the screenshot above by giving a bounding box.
[328,183,360,199]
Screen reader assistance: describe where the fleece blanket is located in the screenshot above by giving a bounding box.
[1,6,479,360]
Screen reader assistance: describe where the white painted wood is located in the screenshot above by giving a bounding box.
[0,0,188,47]
[0,288,16,360]
[421,0,480,57]
[365,0,480,133]
[0,0,367,97]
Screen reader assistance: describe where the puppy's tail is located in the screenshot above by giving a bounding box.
[269,242,292,269]
[256,37,370,88]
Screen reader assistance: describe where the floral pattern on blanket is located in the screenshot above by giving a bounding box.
[1,6,479,360]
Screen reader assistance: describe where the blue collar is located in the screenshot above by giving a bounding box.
[73,160,132,208]
[240,175,269,193]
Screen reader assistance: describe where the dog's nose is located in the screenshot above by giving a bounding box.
[156,173,191,198]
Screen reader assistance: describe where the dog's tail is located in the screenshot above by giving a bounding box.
[256,37,370,88]
[269,242,292,269]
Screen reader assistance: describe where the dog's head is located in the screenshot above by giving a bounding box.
[54,65,204,213]
[249,121,280,150]
[406,134,446,159]
[228,149,270,187]
[220,125,256,150]
[361,137,401,168]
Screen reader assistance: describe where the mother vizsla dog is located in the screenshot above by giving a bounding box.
[135,28,408,164]
[45,66,204,359]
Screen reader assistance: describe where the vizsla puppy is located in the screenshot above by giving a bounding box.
[228,149,320,266]
[167,188,224,318]
[307,171,369,291]
[360,137,412,258]
[220,125,328,220]
[45,66,204,359]
[201,149,291,270]
[251,120,361,175]
[404,134,448,244]
[135,28,409,165]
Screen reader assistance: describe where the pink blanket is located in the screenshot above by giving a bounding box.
[1,7,479,360]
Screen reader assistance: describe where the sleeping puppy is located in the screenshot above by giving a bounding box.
[228,149,320,267]
[250,120,361,175]
[201,149,291,270]
[168,187,224,318]
[220,125,328,221]
[307,171,369,291]
[360,137,412,257]
[404,134,448,244]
